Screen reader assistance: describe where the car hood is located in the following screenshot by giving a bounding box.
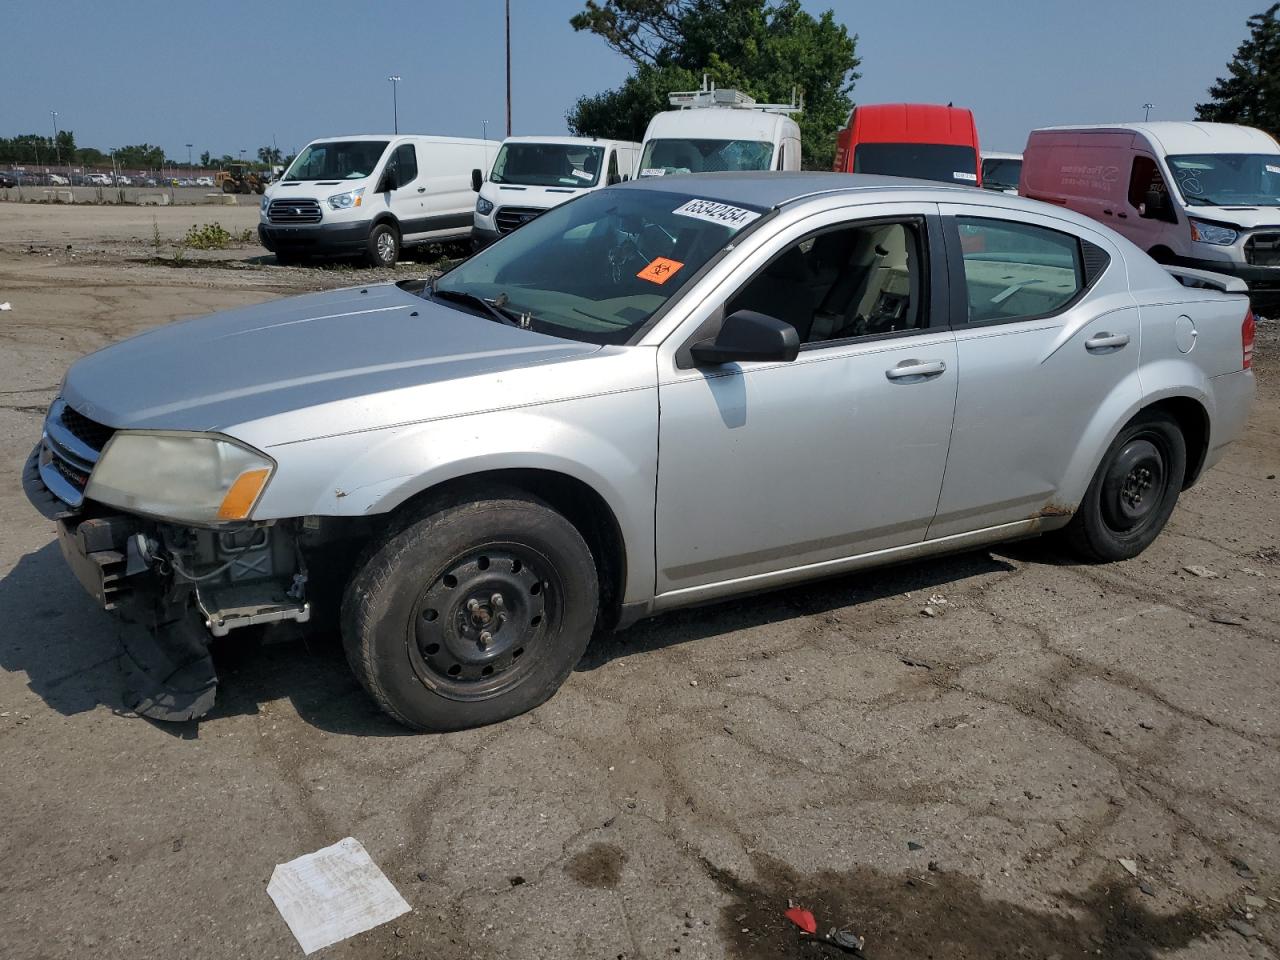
[1186,204,1280,228]
[62,282,600,433]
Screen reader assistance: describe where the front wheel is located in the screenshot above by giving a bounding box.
[366,222,399,267]
[1062,411,1186,562]
[342,491,599,731]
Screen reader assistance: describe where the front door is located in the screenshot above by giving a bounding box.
[654,204,958,596]
[385,142,427,241]
[929,204,1140,538]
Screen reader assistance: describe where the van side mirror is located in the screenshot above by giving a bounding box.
[471,168,482,192]
[378,167,398,193]
[607,172,621,186]
[690,310,800,366]
[1143,188,1175,222]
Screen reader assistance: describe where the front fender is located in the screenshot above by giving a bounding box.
[254,389,659,603]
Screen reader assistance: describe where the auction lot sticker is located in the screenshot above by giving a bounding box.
[637,257,684,284]
[673,199,762,229]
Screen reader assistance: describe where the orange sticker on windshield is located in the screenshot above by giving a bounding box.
[636,257,684,284]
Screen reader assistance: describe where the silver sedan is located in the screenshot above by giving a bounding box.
[24,172,1257,730]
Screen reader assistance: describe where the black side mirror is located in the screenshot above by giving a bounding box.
[471,168,483,192]
[379,167,398,193]
[690,310,800,366]
[1143,187,1173,221]
[607,172,621,185]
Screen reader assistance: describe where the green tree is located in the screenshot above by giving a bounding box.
[567,0,859,169]
[257,145,283,165]
[199,150,211,167]
[114,143,165,169]
[1197,3,1280,135]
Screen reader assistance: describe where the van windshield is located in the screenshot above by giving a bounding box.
[638,139,774,177]
[432,188,766,345]
[981,157,1022,191]
[283,141,389,181]
[854,143,978,185]
[1166,153,1280,206]
[491,143,605,187]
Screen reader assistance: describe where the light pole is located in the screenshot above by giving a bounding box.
[1143,103,1154,121]
[482,119,489,141]
[50,110,62,177]
[505,0,512,135]
[186,143,193,172]
[110,148,118,186]
[388,75,401,134]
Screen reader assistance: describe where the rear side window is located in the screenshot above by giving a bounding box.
[956,217,1085,323]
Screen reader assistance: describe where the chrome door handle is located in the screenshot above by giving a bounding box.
[885,359,947,380]
[1085,332,1130,352]
[417,187,426,193]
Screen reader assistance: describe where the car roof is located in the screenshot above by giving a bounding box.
[619,171,976,208]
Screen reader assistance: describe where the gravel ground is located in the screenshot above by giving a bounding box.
[0,204,1277,960]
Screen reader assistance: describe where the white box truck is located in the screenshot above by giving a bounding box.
[259,135,496,266]
[636,81,801,178]
[1021,122,1280,307]
[470,136,640,249]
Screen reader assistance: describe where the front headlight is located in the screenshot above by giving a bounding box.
[327,188,364,211]
[475,196,494,216]
[1189,219,1239,245]
[85,433,275,525]
[260,194,270,212]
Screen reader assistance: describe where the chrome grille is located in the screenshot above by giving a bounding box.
[38,398,114,508]
[494,206,543,234]
[1245,232,1280,267]
[268,198,323,224]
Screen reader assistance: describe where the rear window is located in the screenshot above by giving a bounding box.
[956,217,1084,323]
[854,143,978,185]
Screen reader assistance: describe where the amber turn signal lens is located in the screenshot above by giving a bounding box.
[217,468,272,521]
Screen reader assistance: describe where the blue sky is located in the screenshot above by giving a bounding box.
[0,0,1264,158]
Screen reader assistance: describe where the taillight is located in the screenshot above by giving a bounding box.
[1243,308,1256,369]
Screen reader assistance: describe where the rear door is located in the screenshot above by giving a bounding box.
[929,203,1140,537]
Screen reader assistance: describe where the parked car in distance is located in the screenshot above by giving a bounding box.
[471,135,641,249]
[834,103,982,187]
[981,151,1022,193]
[85,173,112,186]
[259,134,497,266]
[0,172,16,188]
[195,176,215,188]
[637,81,801,178]
[1021,122,1280,308]
[24,172,1255,731]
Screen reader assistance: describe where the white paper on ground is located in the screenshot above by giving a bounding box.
[267,837,411,955]
[0,302,11,311]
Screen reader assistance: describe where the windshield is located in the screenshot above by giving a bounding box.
[1166,153,1280,207]
[981,157,1022,191]
[853,143,979,185]
[638,138,774,177]
[283,140,389,181]
[433,188,766,345]
[491,142,605,187]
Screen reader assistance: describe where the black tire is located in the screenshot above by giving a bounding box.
[341,492,599,731]
[366,221,399,267]
[1062,411,1186,562]
[275,251,299,266]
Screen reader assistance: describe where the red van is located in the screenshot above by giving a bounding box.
[833,103,982,187]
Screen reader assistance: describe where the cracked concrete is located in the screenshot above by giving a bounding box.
[0,205,1277,959]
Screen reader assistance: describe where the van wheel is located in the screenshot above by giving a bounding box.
[341,490,599,731]
[1062,411,1186,562]
[366,222,399,267]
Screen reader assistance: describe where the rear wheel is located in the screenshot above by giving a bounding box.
[341,491,599,731]
[1062,411,1186,562]
[366,222,399,267]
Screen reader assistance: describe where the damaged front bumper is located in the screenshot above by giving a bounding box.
[24,443,312,720]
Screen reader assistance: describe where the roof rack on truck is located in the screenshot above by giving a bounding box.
[666,76,802,116]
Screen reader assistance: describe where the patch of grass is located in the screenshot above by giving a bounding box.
[181,222,234,250]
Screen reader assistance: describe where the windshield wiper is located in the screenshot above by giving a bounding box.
[429,283,524,327]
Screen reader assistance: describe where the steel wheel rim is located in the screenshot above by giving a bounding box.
[377,231,395,264]
[408,543,559,701]
[1100,435,1167,533]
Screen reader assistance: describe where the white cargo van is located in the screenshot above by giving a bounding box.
[980,151,1022,193]
[259,135,496,266]
[636,82,801,179]
[470,136,640,249]
[1021,122,1280,306]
